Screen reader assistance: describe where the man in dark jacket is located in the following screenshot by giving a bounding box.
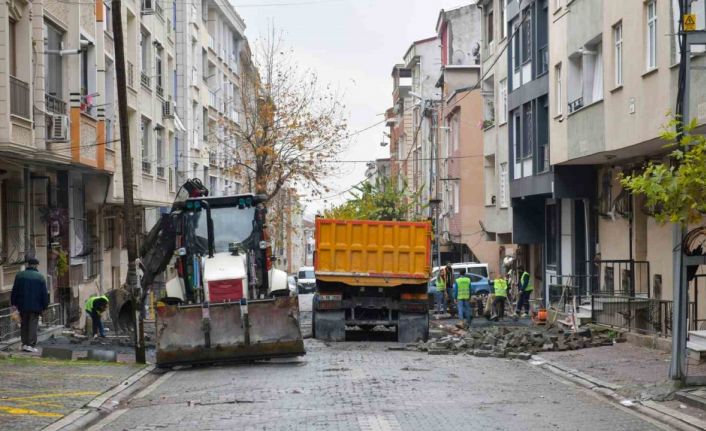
[10,257,49,352]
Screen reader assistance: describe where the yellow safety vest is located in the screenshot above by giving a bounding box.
[521,271,533,292]
[456,276,471,300]
[435,275,446,292]
[85,295,109,313]
[494,278,508,298]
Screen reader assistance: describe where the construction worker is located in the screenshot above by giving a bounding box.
[85,295,109,338]
[453,268,472,327]
[434,267,447,313]
[516,266,533,317]
[492,273,508,321]
[444,262,455,315]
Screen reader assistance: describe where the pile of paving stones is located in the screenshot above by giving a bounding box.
[406,325,618,359]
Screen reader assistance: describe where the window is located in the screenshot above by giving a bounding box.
[80,36,96,116]
[521,11,532,64]
[500,0,507,39]
[512,21,521,70]
[70,177,87,262]
[486,9,494,46]
[155,47,163,96]
[450,113,460,152]
[522,103,533,159]
[141,29,150,74]
[568,41,603,112]
[141,117,151,173]
[499,79,508,124]
[454,183,460,214]
[8,19,17,76]
[156,126,164,177]
[513,112,521,163]
[555,63,562,116]
[104,2,113,34]
[1,179,26,264]
[614,22,623,86]
[499,163,508,208]
[104,217,115,250]
[45,22,64,107]
[646,0,657,69]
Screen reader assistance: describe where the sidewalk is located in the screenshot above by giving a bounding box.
[0,351,142,431]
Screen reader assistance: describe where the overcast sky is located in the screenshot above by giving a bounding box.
[235,0,467,214]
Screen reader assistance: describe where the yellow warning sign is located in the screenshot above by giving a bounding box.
[684,14,697,32]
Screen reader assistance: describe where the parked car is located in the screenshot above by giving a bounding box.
[297,266,316,294]
[427,262,492,306]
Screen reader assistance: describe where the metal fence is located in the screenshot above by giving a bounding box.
[584,260,651,298]
[0,303,64,342]
[591,294,696,337]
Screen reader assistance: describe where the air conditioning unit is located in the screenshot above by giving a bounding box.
[49,114,69,141]
[141,0,155,15]
[163,100,174,118]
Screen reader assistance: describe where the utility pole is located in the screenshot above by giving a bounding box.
[112,0,146,364]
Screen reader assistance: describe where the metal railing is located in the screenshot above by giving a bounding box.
[10,76,30,118]
[141,71,151,89]
[156,85,164,98]
[0,303,64,342]
[45,93,67,114]
[592,294,696,337]
[584,260,651,298]
[568,96,584,114]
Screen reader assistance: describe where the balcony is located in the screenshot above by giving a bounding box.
[127,61,135,87]
[45,93,67,115]
[141,71,151,89]
[156,85,164,98]
[10,76,30,119]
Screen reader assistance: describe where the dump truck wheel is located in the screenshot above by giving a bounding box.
[398,313,428,343]
[313,310,345,341]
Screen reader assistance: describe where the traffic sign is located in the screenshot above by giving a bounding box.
[684,14,697,32]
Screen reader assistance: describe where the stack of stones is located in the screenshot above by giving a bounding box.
[409,326,617,359]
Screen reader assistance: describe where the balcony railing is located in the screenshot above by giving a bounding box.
[568,97,584,114]
[141,71,151,89]
[127,61,135,87]
[45,93,67,115]
[156,85,164,98]
[10,76,30,119]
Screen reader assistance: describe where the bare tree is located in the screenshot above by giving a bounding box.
[222,29,348,201]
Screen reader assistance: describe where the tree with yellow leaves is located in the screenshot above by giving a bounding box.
[221,30,348,202]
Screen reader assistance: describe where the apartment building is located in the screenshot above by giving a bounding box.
[479,0,514,252]
[387,64,414,210]
[548,0,706,305]
[0,0,177,323]
[174,0,247,197]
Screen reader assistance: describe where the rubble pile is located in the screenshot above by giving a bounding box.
[408,326,618,359]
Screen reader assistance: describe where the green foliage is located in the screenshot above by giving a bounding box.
[324,176,426,221]
[620,118,706,225]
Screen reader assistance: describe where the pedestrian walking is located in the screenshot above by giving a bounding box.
[10,257,49,353]
[85,295,109,338]
[492,272,508,321]
[453,268,473,327]
[434,267,447,313]
[515,267,533,317]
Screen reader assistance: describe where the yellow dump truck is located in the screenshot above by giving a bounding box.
[313,218,431,343]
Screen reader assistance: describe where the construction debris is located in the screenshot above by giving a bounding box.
[407,325,619,359]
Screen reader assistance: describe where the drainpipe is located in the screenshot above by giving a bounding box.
[628,191,634,296]
[583,198,590,299]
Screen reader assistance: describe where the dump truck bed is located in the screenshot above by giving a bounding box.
[315,218,431,287]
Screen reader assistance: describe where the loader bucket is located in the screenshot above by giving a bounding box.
[155,296,305,367]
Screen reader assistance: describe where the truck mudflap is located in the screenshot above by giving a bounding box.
[155,296,305,367]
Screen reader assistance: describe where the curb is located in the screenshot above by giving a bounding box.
[0,325,65,351]
[531,356,702,431]
[41,364,156,431]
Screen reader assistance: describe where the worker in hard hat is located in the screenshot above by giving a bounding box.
[85,295,109,338]
[515,267,533,317]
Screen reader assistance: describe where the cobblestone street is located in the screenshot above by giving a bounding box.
[88,339,667,431]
